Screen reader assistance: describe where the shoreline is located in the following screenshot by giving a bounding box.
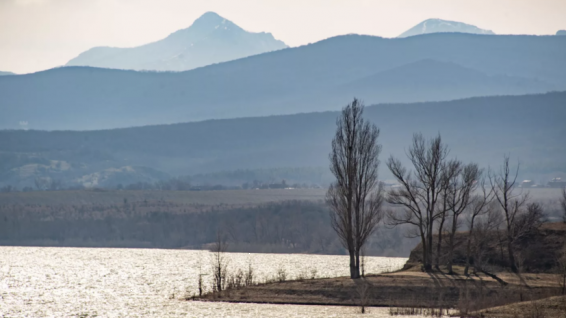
[193,266,563,314]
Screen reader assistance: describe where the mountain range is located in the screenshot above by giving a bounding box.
[1,32,565,130]
[0,92,564,188]
[0,71,14,76]
[65,12,287,72]
[398,18,494,38]
[66,14,498,73]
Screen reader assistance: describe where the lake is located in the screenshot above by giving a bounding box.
[0,246,435,317]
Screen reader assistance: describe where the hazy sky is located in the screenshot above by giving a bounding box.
[1,0,565,74]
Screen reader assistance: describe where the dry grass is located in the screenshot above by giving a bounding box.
[479,295,566,318]
[195,266,562,310]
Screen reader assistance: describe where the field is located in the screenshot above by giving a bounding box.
[0,187,561,206]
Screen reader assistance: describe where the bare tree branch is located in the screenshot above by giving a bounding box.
[488,155,531,273]
[386,134,449,272]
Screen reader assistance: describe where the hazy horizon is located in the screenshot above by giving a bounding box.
[1,0,566,74]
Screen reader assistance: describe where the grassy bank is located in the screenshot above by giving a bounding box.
[195,265,563,315]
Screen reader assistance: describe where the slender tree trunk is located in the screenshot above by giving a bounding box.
[426,219,434,271]
[350,250,359,279]
[422,232,431,271]
[447,233,455,274]
[436,215,446,269]
[355,250,361,278]
[419,232,426,270]
[497,230,505,264]
[464,220,475,276]
[507,233,517,272]
[447,216,458,274]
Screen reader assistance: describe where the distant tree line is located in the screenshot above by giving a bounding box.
[0,176,324,193]
[0,199,415,256]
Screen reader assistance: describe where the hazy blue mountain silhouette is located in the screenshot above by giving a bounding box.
[0,92,564,187]
[398,18,494,38]
[0,71,14,76]
[1,33,565,130]
[66,12,287,71]
[335,59,554,103]
[557,30,566,36]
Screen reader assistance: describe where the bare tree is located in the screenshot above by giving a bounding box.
[210,232,229,293]
[469,206,502,275]
[327,98,384,279]
[355,278,371,314]
[444,163,481,274]
[463,180,495,276]
[435,159,463,269]
[515,202,545,236]
[386,134,449,271]
[489,155,528,272]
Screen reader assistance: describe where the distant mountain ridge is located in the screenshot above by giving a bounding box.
[0,71,14,76]
[0,92,564,188]
[335,59,554,103]
[557,30,566,36]
[65,12,287,72]
[398,18,494,38]
[2,33,565,130]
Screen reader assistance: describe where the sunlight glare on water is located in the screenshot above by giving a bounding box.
[0,246,431,317]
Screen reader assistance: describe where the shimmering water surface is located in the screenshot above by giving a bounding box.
[0,246,428,317]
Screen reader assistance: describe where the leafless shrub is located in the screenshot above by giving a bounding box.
[244,261,254,287]
[295,269,308,281]
[355,278,371,314]
[196,254,205,297]
[210,232,229,294]
[388,307,447,316]
[276,266,287,282]
[226,269,244,290]
[183,285,194,300]
[310,268,318,280]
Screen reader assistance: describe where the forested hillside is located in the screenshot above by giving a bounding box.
[0,92,564,188]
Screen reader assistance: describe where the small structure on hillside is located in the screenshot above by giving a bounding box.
[548,178,566,188]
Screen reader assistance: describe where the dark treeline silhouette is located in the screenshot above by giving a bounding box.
[0,200,415,256]
[0,167,329,193]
